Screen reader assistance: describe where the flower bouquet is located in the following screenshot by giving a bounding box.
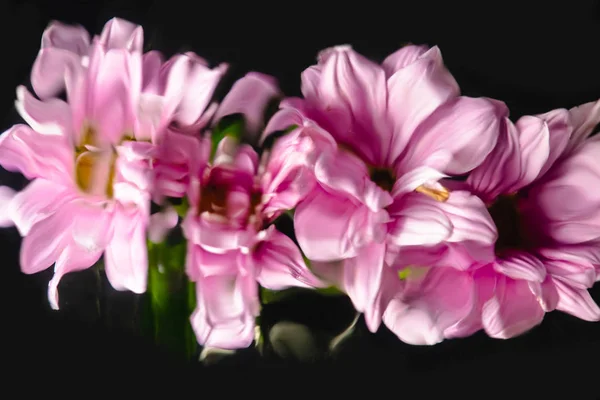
[1,18,599,362]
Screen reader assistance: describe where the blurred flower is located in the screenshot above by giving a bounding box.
[262,44,506,332]
[0,18,225,310]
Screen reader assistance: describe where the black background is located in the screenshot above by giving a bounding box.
[1,0,600,389]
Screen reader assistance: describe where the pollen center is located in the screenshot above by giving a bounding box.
[370,167,396,192]
[74,125,118,198]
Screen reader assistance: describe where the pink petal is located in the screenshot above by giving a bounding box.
[303,45,389,165]
[48,241,103,310]
[182,213,254,254]
[260,133,318,218]
[552,277,600,321]
[8,179,74,236]
[387,195,452,247]
[86,48,141,143]
[342,242,386,332]
[191,263,258,349]
[70,202,112,252]
[141,51,164,93]
[397,96,507,176]
[148,206,179,243]
[386,46,460,164]
[525,139,600,244]
[162,54,228,128]
[15,86,72,136]
[383,299,444,345]
[381,44,429,77]
[20,200,74,274]
[315,149,392,212]
[564,99,600,155]
[388,190,497,266]
[482,275,545,339]
[262,104,306,141]
[31,21,90,99]
[293,186,388,261]
[98,18,143,51]
[543,257,596,290]
[0,124,73,184]
[391,165,447,198]
[41,20,90,51]
[536,108,572,177]
[494,252,546,282]
[511,115,551,187]
[254,226,325,290]
[0,186,16,228]
[114,141,154,191]
[233,145,259,176]
[467,118,521,202]
[104,206,148,293]
[529,277,559,312]
[213,72,281,137]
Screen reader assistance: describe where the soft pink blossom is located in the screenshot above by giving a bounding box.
[262,44,506,333]
[150,73,324,349]
[181,136,324,349]
[0,20,225,309]
[371,100,600,344]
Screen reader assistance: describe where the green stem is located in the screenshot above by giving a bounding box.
[146,240,198,360]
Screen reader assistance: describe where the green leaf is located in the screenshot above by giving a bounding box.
[210,116,245,160]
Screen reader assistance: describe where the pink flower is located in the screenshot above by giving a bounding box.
[31,18,143,100]
[30,18,227,139]
[182,136,325,349]
[0,20,225,309]
[373,100,600,344]
[154,74,324,349]
[262,44,506,332]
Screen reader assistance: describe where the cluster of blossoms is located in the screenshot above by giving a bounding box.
[1,18,599,350]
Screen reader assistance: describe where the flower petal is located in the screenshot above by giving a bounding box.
[0,124,73,183]
[564,99,600,155]
[254,227,325,290]
[397,96,507,176]
[162,54,228,128]
[191,259,258,349]
[552,277,600,321]
[104,206,147,293]
[381,44,429,77]
[386,46,460,163]
[213,72,281,139]
[20,201,75,274]
[48,242,103,310]
[342,242,386,332]
[315,148,392,212]
[8,179,74,236]
[98,18,143,51]
[494,252,546,282]
[15,86,72,136]
[31,21,90,99]
[482,275,545,339]
[536,108,571,177]
[294,186,388,261]
[524,139,600,244]
[86,48,141,144]
[303,45,389,165]
[383,299,444,345]
[0,186,16,228]
[148,206,179,244]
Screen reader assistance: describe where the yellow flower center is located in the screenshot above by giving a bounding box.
[74,125,126,199]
